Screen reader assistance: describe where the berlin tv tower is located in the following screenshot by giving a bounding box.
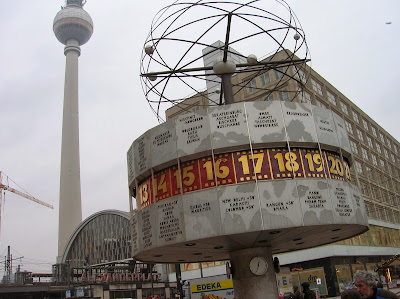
[53,0,93,262]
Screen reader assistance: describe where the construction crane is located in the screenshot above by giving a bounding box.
[0,171,54,237]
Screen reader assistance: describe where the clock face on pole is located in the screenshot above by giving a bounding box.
[249,256,268,275]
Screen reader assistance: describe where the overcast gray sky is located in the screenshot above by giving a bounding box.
[0,0,399,274]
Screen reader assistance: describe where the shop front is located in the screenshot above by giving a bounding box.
[375,254,400,290]
[282,255,391,297]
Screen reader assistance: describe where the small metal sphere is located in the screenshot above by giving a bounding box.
[247,54,258,65]
[53,5,93,46]
[213,56,236,75]
[294,33,301,41]
[145,45,155,55]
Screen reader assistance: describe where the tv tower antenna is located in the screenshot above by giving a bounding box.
[65,0,87,6]
[53,0,93,262]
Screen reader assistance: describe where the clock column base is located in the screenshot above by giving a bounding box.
[229,247,279,299]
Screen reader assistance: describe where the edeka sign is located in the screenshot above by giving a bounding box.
[191,279,233,293]
[81,272,162,284]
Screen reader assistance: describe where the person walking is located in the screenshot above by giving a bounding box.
[301,282,316,299]
[291,285,303,299]
[353,270,398,299]
[341,289,361,299]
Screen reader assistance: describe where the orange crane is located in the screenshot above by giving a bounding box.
[0,171,54,237]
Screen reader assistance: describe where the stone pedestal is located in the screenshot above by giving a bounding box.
[230,247,278,299]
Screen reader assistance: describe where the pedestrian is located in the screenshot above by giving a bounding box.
[353,270,398,299]
[341,289,361,299]
[291,285,303,299]
[301,282,316,299]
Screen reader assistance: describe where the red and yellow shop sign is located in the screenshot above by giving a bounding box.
[136,147,351,210]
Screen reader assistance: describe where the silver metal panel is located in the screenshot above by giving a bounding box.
[296,179,335,225]
[349,183,369,226]
[137,204,157,251]
[156,196,186,247]
[312,106,340,150]
[182,188,221,241]
[328,180,356,224]
[259,179,303,229]
[131,212,140,256]
[281,101,318,145]
[209,103,250,152]
[176,110,212,160]
[150,119,178,169]
[133,131,151,180]
[218,183,262,235]
[246,101,287,147]
[332,111,351,157]
[127,141,136,186]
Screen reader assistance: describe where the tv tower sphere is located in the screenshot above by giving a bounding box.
[53,1,93,46]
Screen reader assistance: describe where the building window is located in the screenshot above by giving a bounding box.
[395,211,400,224]
[365,202,374,217]
[387,138,391,148]
[355,161,363,174]
[260,72,270,86]
[274,67,284,80]
[386,208,394,223]
[247,78,257,92]
[384,148,389,159]
[293,66,306,84]
[388,193,396,206]
[376,207,385,220]
[372,154,378,166]
[345,120,353,134]
[376,143,382,154]
[394,145,398,154]
[300,91,312,105]
[279,88,289,101]
[371,126,377,138]
[340,102,348,115]
[385,177,392,190]
[391,153,395,163]
[391,165,397,176]
[316,100,326,108]
[360,181,369,196]
[371,186,380,200]
[387,165,393,175]
[357,129,364,142]
[365,166,373,180]
[350,140,359,154]
[264,94,274,101]
[327,91,337,106]
[380,133,385,143]
[352,110,360,123]
[311,79,323,96]
[362,119,369,130]
[380,159,385,168]
[367,136,373,148]
[361,147,369,160]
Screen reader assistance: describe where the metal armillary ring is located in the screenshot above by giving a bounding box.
[140,0,310,122]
